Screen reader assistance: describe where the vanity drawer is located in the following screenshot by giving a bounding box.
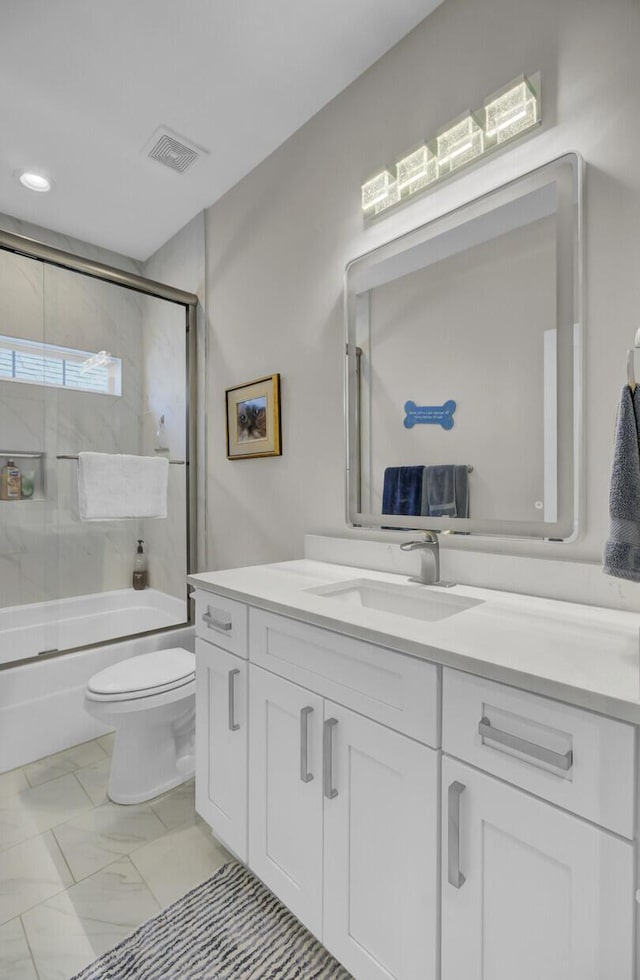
[249,609,440,746]
[195,590,248,659]
[442,668,635,838]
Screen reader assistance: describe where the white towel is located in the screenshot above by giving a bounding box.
[77,452,169,521]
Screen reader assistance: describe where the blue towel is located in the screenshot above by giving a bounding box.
[603,386,640,581]
[425,465,470,518]
[382,466,426,516]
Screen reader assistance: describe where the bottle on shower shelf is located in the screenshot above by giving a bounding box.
[132,539,148,590]
[0,459,21,500]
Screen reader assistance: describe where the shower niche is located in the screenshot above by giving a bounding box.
[0,451,46,500]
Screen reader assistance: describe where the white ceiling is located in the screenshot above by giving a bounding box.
[0,0,443,260]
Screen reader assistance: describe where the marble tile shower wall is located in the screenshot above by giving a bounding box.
[0,247,144,606]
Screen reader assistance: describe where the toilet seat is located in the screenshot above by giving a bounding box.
[86,648,195,702]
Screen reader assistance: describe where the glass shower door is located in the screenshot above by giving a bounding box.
[41,265,189,657]
[0,249,48,664]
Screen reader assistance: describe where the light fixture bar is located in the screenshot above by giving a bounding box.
[361,73,540,216]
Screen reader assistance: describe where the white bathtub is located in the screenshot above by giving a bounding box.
[0,588,187,666]
[0,589,194,772]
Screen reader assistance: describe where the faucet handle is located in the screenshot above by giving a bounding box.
[400,540,423,552]
[400,531,438,551]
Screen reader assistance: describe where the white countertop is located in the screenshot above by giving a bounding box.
[188,560,640,725]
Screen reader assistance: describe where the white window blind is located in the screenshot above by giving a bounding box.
[0,335,121,396]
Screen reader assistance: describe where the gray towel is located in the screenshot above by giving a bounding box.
[603,386,640,581]
[453,464,470,519]
[425,465,456,517]
[424,465,470,518]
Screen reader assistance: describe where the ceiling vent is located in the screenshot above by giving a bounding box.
[144,126,206,175]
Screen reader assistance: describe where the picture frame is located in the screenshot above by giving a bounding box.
[225,373,282,460]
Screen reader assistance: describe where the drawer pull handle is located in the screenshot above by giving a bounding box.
[478,717,573,771]
[202,611,232,632]
[323,718,338,800]
[300,707,314,783]
[447,781,466,889]
[228,669,240,732]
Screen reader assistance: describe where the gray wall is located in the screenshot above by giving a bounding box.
[204,0,640,569]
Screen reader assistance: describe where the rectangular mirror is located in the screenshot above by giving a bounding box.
[345,153,582,540]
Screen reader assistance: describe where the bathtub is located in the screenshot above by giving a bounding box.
[0,588,187,666]
[0,589,194,772]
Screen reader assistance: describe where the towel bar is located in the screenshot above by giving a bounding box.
[56,454,185,465]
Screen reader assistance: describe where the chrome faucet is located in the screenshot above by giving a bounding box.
[400,531,454,587]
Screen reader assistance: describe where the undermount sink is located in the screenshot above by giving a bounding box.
[307,578,483,623]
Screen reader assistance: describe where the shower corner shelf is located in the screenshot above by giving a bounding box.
[0,451,46,501]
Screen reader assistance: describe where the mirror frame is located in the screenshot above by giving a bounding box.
[345,153,583,540]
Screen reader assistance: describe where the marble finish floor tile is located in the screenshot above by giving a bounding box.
[53,800,167,880]
[129,822,232,907]
[0,773,94,852]
[149,777,196,831]
[22,857,160,980]
[0,736,210,978]
[0,768,28,803]
[0,831,73,925]
[0,918,38,980]
[74,757,110,807]
[24,739,106,788]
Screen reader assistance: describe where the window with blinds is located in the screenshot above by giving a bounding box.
[0,335,121,396]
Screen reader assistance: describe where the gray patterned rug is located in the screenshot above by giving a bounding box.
[70,861,352,979]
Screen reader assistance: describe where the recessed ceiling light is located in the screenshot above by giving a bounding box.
[18,172,52,193]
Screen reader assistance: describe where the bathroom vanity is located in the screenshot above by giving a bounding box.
[188,559,639,980]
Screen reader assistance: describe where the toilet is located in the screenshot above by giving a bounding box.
[84,647,196,805]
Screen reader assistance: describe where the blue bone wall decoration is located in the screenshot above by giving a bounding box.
[403,399,456,430]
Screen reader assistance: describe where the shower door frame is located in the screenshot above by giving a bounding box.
[0,228,198,666]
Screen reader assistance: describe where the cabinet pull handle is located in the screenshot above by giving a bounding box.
[300,706,314,783]
[228,669,240,732]
[202,610,232,632]
[323,718,338,800]
[478,717,573,771]
[447,781,466,889]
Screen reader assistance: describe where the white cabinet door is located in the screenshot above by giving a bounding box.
[323,702,439,980]
[195,639,247,860]
[249,665,325,937]
[441,757,635,980]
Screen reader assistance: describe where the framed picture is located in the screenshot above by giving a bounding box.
[225,373,282,460]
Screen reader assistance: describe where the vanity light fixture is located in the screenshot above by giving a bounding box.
[18,171,52,193]
[361,73,540,217]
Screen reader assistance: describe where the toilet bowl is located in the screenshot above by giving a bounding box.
[84,647,196,805]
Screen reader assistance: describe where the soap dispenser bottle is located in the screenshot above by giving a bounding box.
[132,539,147,590]
[155,414,169,453]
